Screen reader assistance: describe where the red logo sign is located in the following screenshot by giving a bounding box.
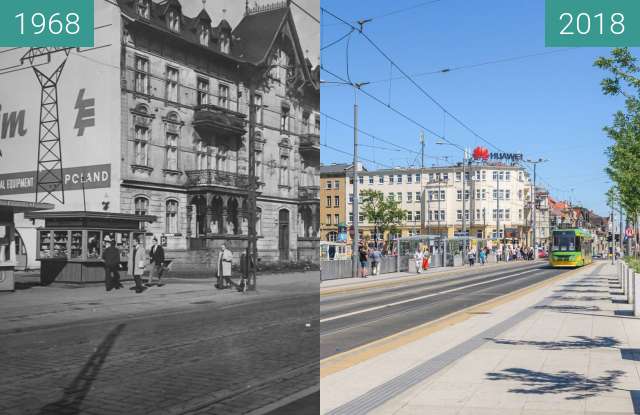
[472,146,489,161]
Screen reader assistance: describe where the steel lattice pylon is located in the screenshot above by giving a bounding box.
[33,60,67,204]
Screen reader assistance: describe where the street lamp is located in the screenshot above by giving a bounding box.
[525,158,547,251]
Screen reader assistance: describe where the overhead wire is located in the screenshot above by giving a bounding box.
[322,6,508,154]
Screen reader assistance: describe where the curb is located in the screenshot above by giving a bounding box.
[320,260,546,297]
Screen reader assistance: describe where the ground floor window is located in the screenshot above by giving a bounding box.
[166,200,179,234]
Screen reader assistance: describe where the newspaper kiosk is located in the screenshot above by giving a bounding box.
[0,200,53,291]
[25,211,156,284]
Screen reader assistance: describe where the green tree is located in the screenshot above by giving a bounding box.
[595,48,640,234]
[360,188,407,246]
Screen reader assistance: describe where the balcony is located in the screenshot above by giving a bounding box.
[193,104,246,140]
[185,169,249,189]
[299,133,320,161]
[299,185,320,201]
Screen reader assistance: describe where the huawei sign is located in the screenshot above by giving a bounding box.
[472,146,489,161]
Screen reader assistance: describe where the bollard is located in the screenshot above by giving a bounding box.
[627,267,634,305]
[622,263,627,295]
[634,270,640,317]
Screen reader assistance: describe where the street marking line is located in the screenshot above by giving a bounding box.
[320,261,541,297]
[320,264,590,379]
[320,269,537,323]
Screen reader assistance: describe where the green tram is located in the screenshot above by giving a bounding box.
[549,228,593,268]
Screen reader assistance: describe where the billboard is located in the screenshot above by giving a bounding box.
[0,1,121,269]
[0,0,121,213]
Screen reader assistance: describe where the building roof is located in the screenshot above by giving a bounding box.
[321,163,351,175]
[232,7,289,64]
[0,199,53,214]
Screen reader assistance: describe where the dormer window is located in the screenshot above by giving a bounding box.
[167,10,180,32]
[199,25,209,46]
[219,35,230,54]
[137,0,150,19]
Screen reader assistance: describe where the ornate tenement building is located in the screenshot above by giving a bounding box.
[118,0,320,265]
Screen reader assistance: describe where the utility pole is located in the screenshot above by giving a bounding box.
[420,131,425,234]
[352,90,359,278]
[526,159,547,251]
[620,199,624,257]
[243,77,260,291]
[351,82,369,278]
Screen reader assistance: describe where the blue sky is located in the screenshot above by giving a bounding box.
[320,0,631,216]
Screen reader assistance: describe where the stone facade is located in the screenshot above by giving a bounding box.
[116,0,319,269]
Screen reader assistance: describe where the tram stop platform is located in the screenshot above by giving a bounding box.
[321,261,640,415]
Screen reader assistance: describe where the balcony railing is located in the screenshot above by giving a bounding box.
[299,185,320,200]
[185,169,249,188]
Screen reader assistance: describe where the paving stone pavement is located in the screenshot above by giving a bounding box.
[369,262,640,414]
[0,272,319,415]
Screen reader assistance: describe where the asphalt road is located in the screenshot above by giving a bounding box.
[320,261,568,359]
[1,282,319,414]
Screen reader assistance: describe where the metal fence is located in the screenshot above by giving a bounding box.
[320,255,410,281]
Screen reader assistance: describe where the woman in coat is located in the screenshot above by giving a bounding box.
[128,238,147,293]
[216,242,233,289]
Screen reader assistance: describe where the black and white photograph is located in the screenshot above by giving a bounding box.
[0,0,320,413]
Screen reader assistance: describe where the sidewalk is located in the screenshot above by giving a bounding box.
[0,271,318,333]
[321,261,640,414]
[321,259,544,294]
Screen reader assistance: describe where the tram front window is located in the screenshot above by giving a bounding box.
[553,232,577,251]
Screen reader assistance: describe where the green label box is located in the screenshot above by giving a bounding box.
[0,0,94,47]
[546,0,640,47]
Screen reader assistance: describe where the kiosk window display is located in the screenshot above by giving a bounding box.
[0,200,53,291]
[25,211,156,284]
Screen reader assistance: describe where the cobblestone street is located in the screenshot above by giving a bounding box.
[0,272,319,415]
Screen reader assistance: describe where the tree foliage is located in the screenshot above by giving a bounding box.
[360,189,407,243]
[595,48,640,223]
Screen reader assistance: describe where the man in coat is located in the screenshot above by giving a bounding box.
[148,236,165,286]
[216,242,233,289]
[102,236,122,291]
[128,237,147,293]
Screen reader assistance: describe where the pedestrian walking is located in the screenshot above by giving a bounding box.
[128,237,147,293]
[370,247,382,276]
[359,245,369,278]
[148,237,165,286]
[328,244,336,260]
[422,248,430,271]
[468,248,476,266]
[102,236,122,292]
[479,248,486,265]
[216,242,233,289]
[414,248,423,274]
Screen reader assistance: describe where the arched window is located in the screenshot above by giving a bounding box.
[137,0,150,19]
[134,196,149,215]
[166,200,179,234]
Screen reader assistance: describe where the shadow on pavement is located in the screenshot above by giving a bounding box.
[554,289,609,294]
[485,368,625,400]
[488,335,620,350]
[535,304,601,312]
[38,323,126,415]
[14,281,42,290]
[550,295,610,302]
